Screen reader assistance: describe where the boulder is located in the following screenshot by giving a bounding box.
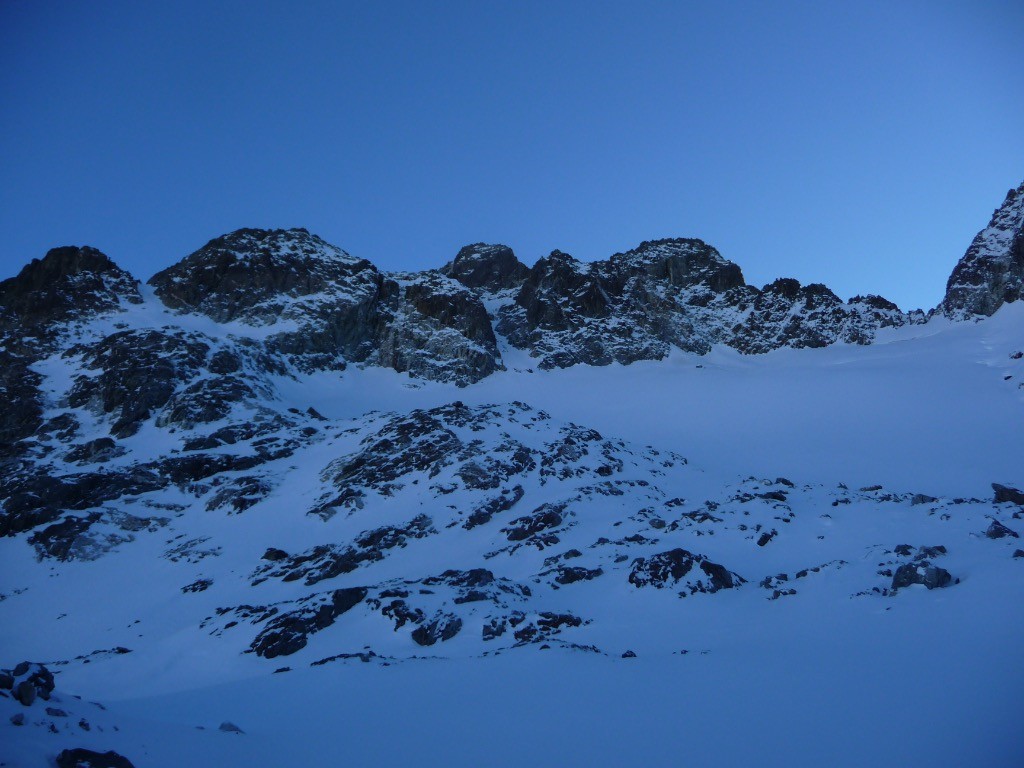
[891,563,954,590]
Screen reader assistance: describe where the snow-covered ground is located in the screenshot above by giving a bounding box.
[2,302,1023,767]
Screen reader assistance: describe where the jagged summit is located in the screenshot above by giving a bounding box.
[4,178,1021,391]
[0,245,141,349]
[608,238,745,292]
[939,180,1024,319]
[440,243,529,292]
[148,227,376,325]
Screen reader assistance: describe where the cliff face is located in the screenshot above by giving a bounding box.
[939,181,1024,319]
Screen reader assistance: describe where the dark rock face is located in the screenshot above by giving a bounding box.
[65,329,218,438]
[149,228,501,384]
[374,271,502,384]
[149,228,378,325]
[56,748,136,768]
[986,520,1019,539]
[940,181,1024,318]
[993,483,1024,506]
[440,243,530,292]
[410,613,463,646]
[1,467,164,539]
[512,612,585,643]
[0,245,140,352]
[249,587,368,658]
[0,350,43,457]
[629,548,697,588]
[250,515,436,585]
[891,562,953,590]
[495,238,917,369]
[629,547,743,594]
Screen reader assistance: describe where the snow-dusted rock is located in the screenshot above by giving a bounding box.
[940,181,1024,319]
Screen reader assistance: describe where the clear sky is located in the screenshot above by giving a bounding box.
[2,1,1022,310]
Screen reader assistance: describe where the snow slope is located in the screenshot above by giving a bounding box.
[2,299,1023,767]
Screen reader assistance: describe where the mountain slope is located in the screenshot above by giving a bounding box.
[2,181,1024,767]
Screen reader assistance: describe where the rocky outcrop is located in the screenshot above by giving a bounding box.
[495,238,919,369]
[248,587,368,658]
[149,228,501,384]
[939,181,1024,319]
[373,271,502,383]
[440,243,530,292]
[0,246,141,354]
[628,547,743,594]
[891,562,953,590]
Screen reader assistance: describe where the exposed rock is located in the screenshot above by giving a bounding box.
[14,679,36,705]
[496,238,918,369]
[65,329,213,438]
[56,748,136,768]
[249,587,368,658]
[629,548,743,594]
[410,613,463,646]
[891,562,953,590]
[0,350,43,457]
[551,565,604,585]
[0,245,140,353]
[940,181,1024,318]
[628,548,697,588]
[513,612,585,643]
[985,520,1019,539]
[149,228,501,384]
[3,662,54,705]
[251,515,435,585]
[699,560,739,591]
[64,438,126,465]
[2,465,165,539]
[440,243,530,292]
[503,503,566,542]
[993,483,1024,506]
[373,270,502,385]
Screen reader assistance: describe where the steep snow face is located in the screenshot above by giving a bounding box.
[941,181,1024,319]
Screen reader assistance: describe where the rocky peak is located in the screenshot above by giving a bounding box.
[440,243,529,292]
[608,238,745,292]
[514,250,610,329]
[939,180,1024,319]
[0,245,141,347]
[149,227,380,325]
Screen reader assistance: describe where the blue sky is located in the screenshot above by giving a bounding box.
[1,0,1022,310]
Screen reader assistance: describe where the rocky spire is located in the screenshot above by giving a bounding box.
[939,180,1024,319]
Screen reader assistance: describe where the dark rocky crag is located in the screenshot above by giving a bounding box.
[939,180,1024,319]
[493,238,919,368]
[149,228,501,385]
